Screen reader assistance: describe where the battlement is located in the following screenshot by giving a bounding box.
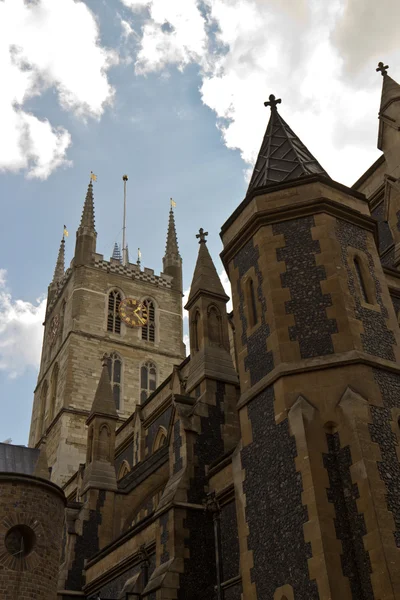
[93,254,173,288]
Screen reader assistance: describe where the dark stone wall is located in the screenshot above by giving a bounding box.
[115,439,134,474]
[371,369,400,547]
[241,386,319,599]
[273,216,338,359]
[178,510,216,600]
[223,582,243,600]
[390,294,400,321]
[233,238,274,385]
[159,512,169,564]
[66,490,105,591]
[336,219,396,361]
[145,406,172,454]
[220,501,240,582]
[323,433,374,598]
[371,201,394,256]
[98,563,141,599]
[172,419,183,474]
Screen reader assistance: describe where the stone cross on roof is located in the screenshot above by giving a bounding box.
[264,94,282,111]
[196,228,208,243]
[376,62,389,76]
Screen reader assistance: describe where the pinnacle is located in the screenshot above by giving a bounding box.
[185,232,228,310]
[52,237,65,285]
[165,207,180,257]
[247,96,329,194]
[79,180,95,231]
[89,358,118,420]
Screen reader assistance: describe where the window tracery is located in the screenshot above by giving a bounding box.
[142,299,155,342]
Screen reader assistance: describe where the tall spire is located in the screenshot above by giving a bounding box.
[52,237,65,285]
[377,62,400,151]
[88,357,117,421]
[247,94,329,195]
[185,228,228,311]
[79,180,95,231]
[163,202,182,293]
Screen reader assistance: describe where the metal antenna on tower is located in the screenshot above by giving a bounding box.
[122,175,128,266]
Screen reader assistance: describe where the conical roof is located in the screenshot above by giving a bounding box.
[52,237,65,284]
[377,62,400,113]
[89,358,118,421]
[112,242,122,263]
[78,180,95,231]
[247,94,329,194]
[185,229,228,309]
[165,206,180,258]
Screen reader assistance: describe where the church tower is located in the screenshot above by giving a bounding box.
[221,93,400,599]
[29,179,185,486]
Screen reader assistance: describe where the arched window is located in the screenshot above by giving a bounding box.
[153,426,167,452]
[142,299,155,342]
[140,361,157,403]
[247,278,258,327]
[48,363,59,424]
[107,290,122,334]
[106,353,122,410]
[118,460,130,480]
[354,256,369,303]
[192,311,201,352]
[208,306,221,345]
[37,381,48,440]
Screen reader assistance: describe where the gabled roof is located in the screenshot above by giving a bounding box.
[247,94,329,194]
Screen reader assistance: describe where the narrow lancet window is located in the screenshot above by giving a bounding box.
[107,290,122,333]
[354,257,369,303]
[140,361,157,403]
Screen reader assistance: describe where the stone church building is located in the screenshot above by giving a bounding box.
[2,62,400,599]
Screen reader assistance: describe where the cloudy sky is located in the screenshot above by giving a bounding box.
[0,0,398,445]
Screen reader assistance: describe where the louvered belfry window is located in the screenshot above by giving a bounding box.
[141,299,155,342]
[107,290,122,333]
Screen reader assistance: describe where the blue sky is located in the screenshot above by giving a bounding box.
[0,0,399,444]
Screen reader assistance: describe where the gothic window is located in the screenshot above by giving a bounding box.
[208,305,221,345]
[247,278,258,327]
[107,290,122,334]
[153,426,167,452]
[142,299,155,342]
[193,310,201,352]
[107,353,122,410]
[48,363,59,424]
[140,361,157,403]
[98,424,111,461]
[354,256,369,303]
[37,381,48,440]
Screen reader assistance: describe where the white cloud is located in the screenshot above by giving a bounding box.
[126,0,400,186]
[0,0,117,179]
[0,270,46,379]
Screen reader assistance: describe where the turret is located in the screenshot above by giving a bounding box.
[163,203,182,293]
[184,228,237,392]
[74,178,97,266]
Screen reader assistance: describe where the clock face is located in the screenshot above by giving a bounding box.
[119,298,148,328]
[49,314,60,345]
